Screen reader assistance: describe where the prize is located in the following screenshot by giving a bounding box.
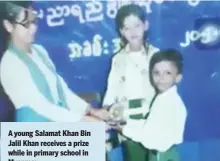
[108,102,126,124]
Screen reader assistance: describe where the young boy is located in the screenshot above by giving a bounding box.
[118,49,187,161]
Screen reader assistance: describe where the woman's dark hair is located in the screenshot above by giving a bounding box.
[0,1,32,53]
[149,49,183,89]
[115,4,149,54]
[0,1,32,122]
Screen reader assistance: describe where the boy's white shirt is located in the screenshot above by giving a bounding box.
[122,85,187,152]
[103,44,159,116]
[0,44,88,122]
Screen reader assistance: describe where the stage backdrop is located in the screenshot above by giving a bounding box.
[33,0,220,141]
[1,0,220,142]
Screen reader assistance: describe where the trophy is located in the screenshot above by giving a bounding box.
[108,102,127,125]
[107,98,147,125]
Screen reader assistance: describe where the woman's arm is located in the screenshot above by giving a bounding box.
[58,76,111,121]
[0,52,86,122]
[35,44,111,121]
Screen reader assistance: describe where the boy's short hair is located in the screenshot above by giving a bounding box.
[149,49,183,74]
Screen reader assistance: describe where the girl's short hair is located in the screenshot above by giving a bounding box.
[115,4,146,47]
[115,4,146,30]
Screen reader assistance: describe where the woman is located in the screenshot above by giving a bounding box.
[0,1,109,122]
[103,4,159,161]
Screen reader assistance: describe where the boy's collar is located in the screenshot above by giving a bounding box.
[157,85,178,96]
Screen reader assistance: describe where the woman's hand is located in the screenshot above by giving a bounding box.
[88,108,111,121]
[81,115,101,122]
